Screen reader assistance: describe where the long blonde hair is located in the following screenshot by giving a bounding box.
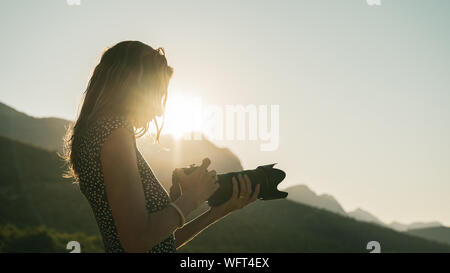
[63,40,173,182]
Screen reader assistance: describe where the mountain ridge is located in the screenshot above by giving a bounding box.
[0,99,445,232]
[285,184,346,215]
[406,226,450,246]
[0,100,448,252]
[1,135,449,252]
[284,184,443,231]
[0,102,71,152]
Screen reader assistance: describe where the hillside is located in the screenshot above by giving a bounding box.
[285,185,346,215]
[1,100,442,235]
[0,102,244,192]
[1,136,450,252]
[390,221,443,232]
[1,101,449,253]
[0,102,70,152]
[0,132,243,235]
[407,226,450,246]
[284,185,443,232]
[0,135,100,235]
[0,224,103,253]
[180,199,450,253]
[347,208,385,227]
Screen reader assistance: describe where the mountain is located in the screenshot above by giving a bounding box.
[1,101,449,252]
[0,102,243,192]
[347,208,385,226]
[0,132,243,236]
[180,199,450,253]
[1,135,450,252]
[283,184,444,232]
[389,221,443,232]
[0,100,442,234]
[0,102,71,152]
[0,135,100,235]
[407,226,450,246]
[284,185,346,215]
[346,211,443,232]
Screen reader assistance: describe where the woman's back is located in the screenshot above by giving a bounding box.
[75,115,176,253]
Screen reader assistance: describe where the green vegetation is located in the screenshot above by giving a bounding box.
[407,227,450,246]
[0,102,70,152]
[0,135,100,235]
[0,224,103,253]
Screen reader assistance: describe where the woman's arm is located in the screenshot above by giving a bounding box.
[101,128,199,252]
[174,174,260,250]
[173,207,223,249]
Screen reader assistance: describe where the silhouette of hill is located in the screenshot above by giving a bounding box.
[0,100,443,234]
[0,102,70,152]
[180,199,450,253]
[284,184,443,232]
[0,131,243,235]
[347,208,385,227]
[0,101,449,252]
[0,135,449,252]
[389,221,443,232]
[406,226,450,246]
[0,135,100,235]
[285,185,346,215]
[0,101,243,192]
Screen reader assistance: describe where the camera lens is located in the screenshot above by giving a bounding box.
[180,163,287,207]
[207,163,287,206]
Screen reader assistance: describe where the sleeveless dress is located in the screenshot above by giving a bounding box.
[76,115,176,253]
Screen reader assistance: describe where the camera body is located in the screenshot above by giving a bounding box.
[176,163,288,207]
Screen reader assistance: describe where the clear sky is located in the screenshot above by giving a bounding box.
[1,0,449,226]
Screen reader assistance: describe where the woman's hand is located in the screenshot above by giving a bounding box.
[172,158,219,209]
[169,177,182,202]
[210,173,261,218]
[172,172,260,250]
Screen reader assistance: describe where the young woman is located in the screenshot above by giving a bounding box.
[64,41,260,253]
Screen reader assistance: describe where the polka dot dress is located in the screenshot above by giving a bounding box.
[76,115,176,253]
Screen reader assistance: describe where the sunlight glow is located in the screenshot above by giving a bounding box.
[162,92,202,140]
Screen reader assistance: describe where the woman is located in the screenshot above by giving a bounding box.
[64,40,260,253]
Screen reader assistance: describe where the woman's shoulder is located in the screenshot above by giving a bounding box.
[90,115,134,132]
[96,115,134,132]
[85,115,135,148]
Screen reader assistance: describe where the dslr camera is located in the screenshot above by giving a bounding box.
[173,163,288,207]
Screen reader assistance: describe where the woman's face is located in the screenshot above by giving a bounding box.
[126,65,167,119]
[132,89,166,128]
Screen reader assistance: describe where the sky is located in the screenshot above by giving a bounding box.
[0,0,449,226]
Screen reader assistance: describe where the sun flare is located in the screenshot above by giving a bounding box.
[162,93,202,140]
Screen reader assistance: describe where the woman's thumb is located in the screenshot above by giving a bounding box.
[199,158,211,171]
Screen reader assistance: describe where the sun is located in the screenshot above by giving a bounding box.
[162,93,202,140]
